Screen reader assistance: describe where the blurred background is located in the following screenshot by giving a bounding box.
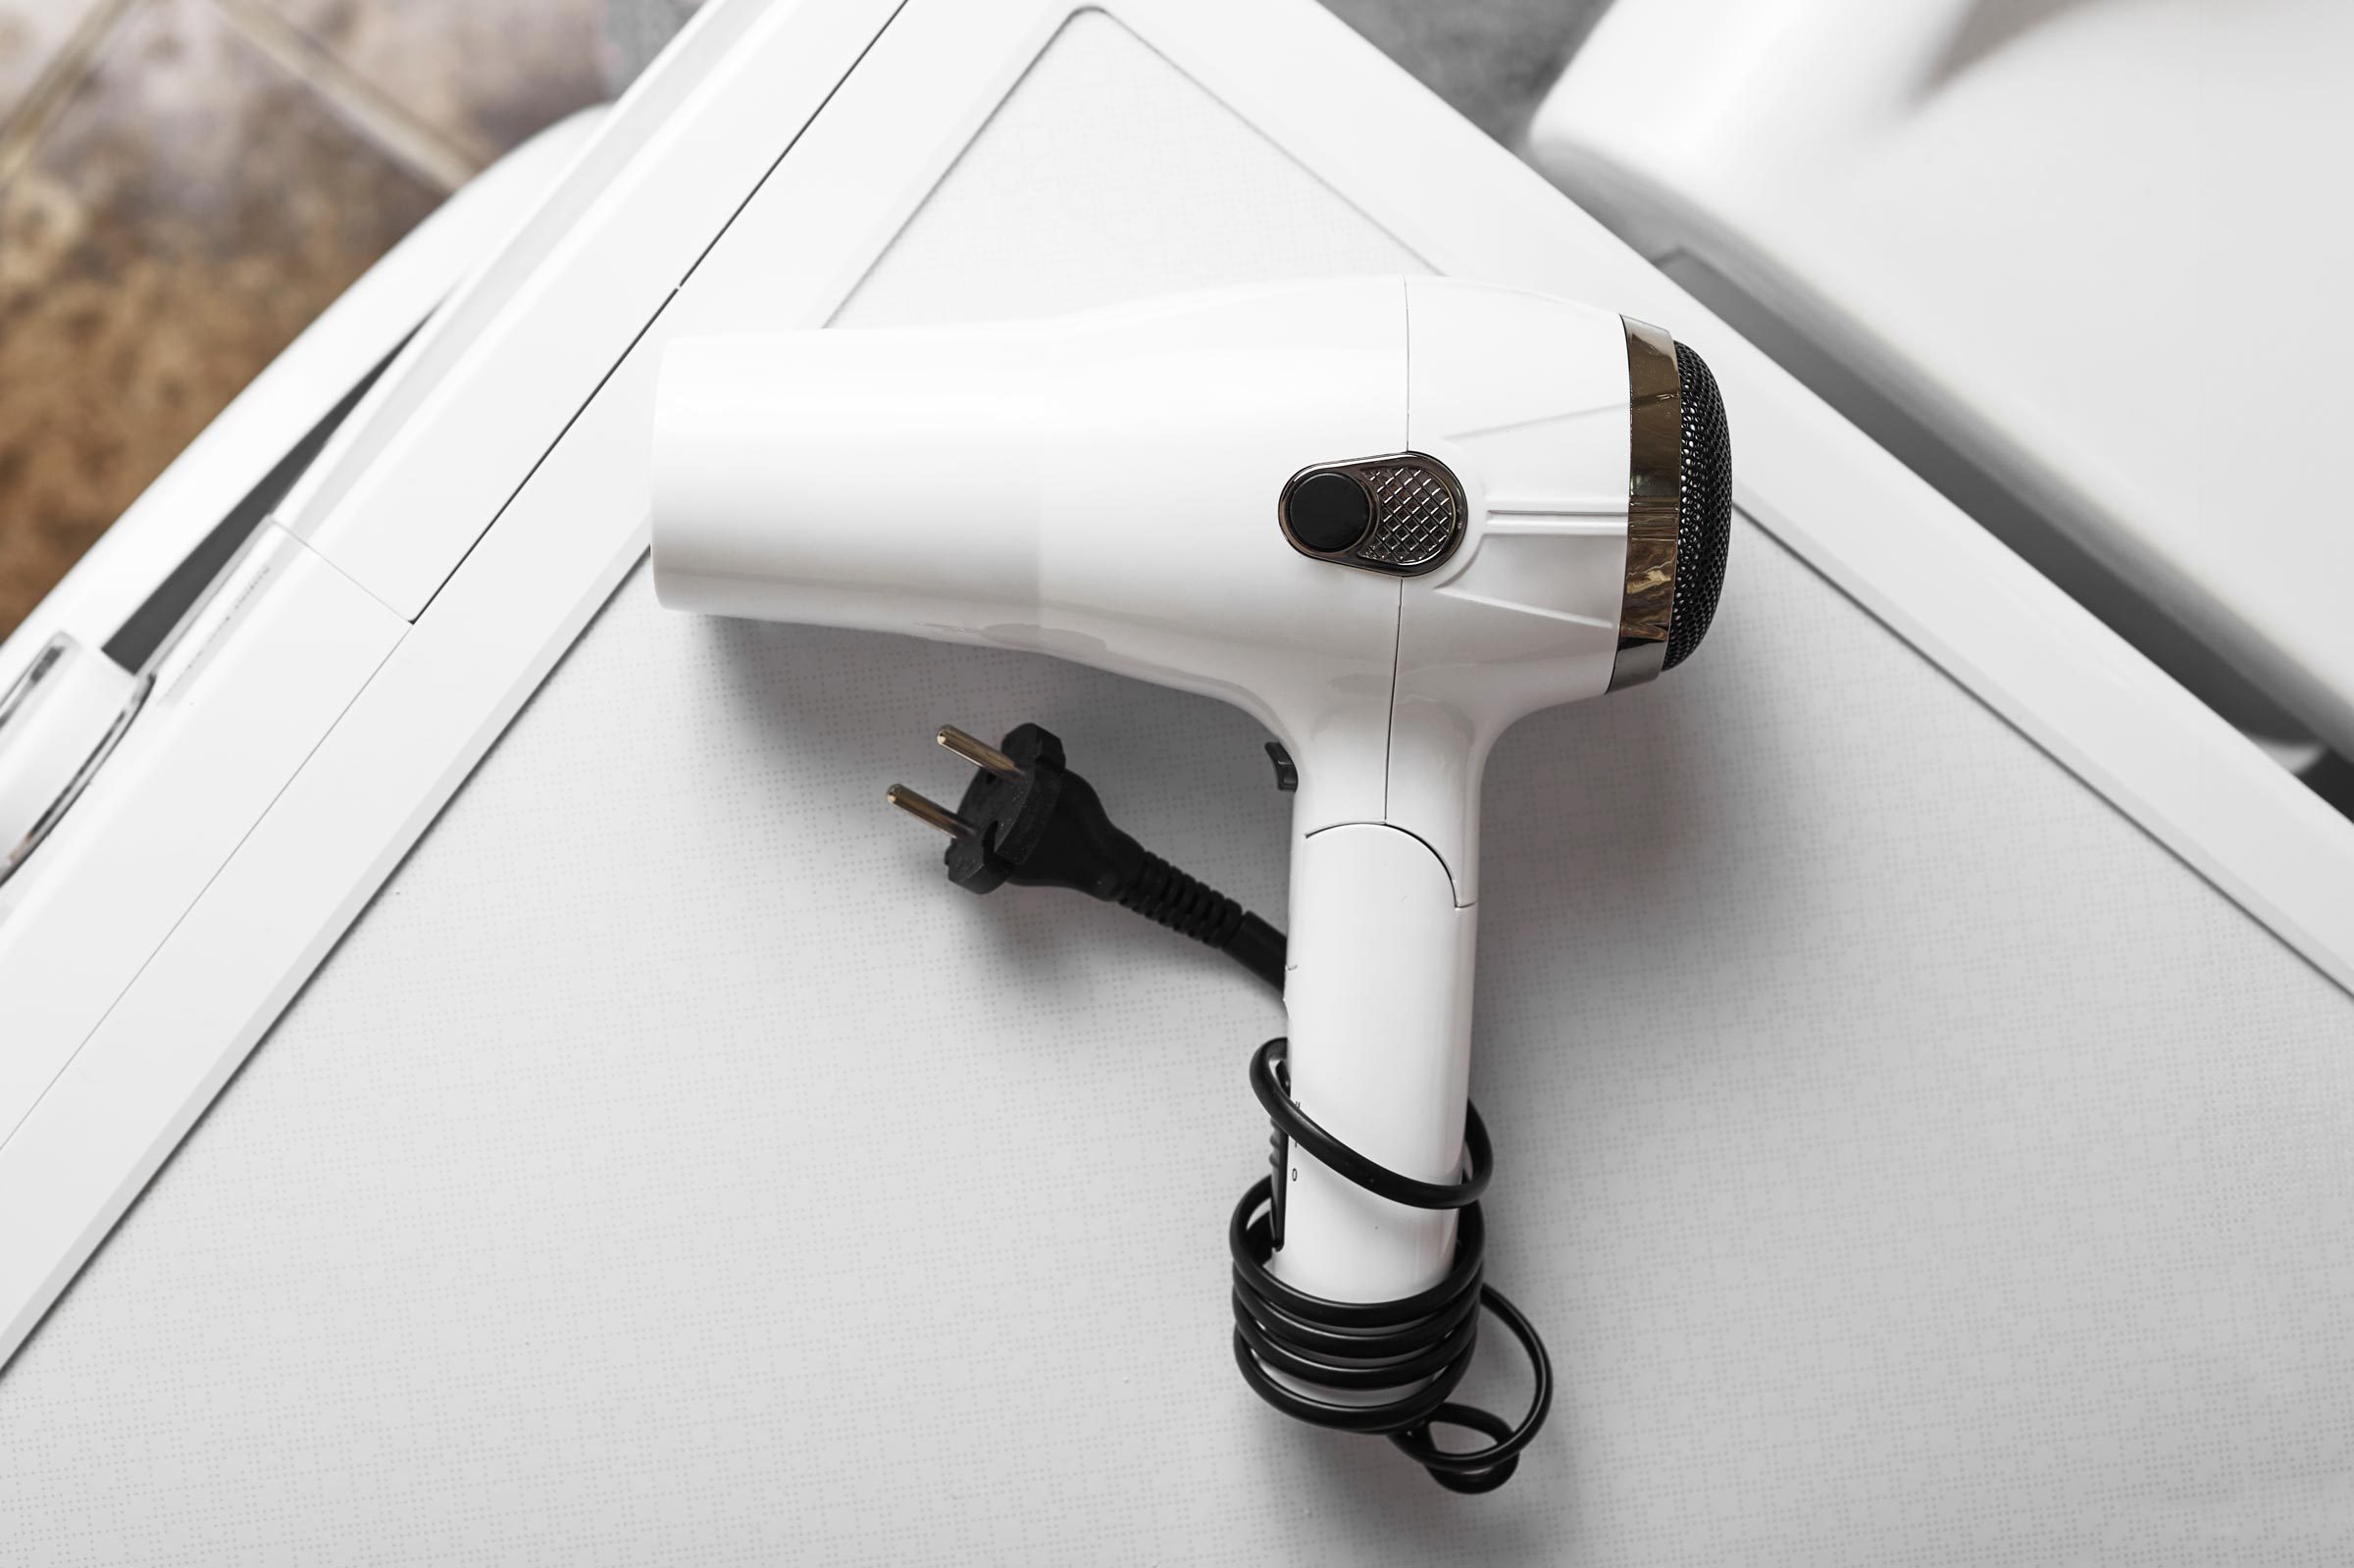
[0,0,1607,638]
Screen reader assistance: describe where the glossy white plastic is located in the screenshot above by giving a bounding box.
[653,275,1643,1302]
[1280,823,1477,1299]
[655,279,1409,841]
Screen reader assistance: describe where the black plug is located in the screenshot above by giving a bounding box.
[888,722,1286,989]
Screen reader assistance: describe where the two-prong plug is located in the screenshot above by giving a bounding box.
[889,723,1287,990]
[892,723,1136,898]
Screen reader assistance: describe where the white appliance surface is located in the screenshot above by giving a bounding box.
[3,9,2351,1565]
[1528,0,2354,759]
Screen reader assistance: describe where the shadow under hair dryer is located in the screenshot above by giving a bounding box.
[650,276,1731,1491]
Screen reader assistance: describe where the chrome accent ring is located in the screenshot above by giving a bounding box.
[1611,317,1682,691]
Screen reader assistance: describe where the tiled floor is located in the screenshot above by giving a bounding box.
[0,0,615,636]
[0,2,94,120]
[0,0,1606,640]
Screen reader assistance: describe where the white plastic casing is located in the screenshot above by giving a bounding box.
[659,278,1407,836]
[653,276,1641,1304]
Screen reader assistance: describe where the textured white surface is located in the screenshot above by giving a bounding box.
[4,13,2353,1564]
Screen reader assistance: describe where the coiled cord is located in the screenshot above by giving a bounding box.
[896,720,1551,1491]
[1229,1038,1553,1493]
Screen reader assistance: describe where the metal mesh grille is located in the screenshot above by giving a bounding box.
[1665,342,1731,670]
[1356,464,1459,568]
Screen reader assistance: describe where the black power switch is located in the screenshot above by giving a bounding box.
[1284,470,1372,553]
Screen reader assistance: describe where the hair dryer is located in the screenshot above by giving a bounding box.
[650,275,1731,1488]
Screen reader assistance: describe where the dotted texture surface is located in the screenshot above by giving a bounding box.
[3,13,2353,1565]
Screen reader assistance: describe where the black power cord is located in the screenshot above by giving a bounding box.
[1231,1040,1553,1492]
[890,721,1553,1492]
[892,722,1287,987]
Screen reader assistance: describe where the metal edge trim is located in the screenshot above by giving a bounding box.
[0,662,153,889]
[0,636,68,739]
[1611,316,1682,691]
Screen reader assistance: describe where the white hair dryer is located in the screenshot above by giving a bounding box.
[650,276,1731,1490]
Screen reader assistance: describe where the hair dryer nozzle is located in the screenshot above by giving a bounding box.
[1612,324,1733,689]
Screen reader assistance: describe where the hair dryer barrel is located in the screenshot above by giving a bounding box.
[648,280,1413,760]
[652,331,1048,636]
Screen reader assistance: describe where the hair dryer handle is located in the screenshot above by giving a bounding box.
[1274,818,1477,1306]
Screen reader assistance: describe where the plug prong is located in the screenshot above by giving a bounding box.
[936,724,1022,780]
[887,784,975,839]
